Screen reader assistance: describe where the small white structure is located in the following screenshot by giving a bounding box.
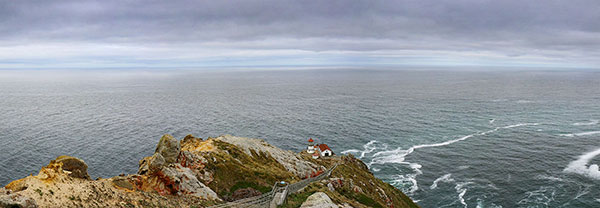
[307,138,316,153]
[318,144,333,157]
[312,152,320,159]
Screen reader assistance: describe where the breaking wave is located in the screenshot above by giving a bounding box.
[573,120,599,126]
[455,182,474,208]
[559,131,600,137]
[564,148,600,180]
[430,173,454,190]
[343,123,538,195]
[340,140,384,159]
[367,123,538,167]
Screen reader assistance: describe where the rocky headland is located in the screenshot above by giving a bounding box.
[1,134,419,208]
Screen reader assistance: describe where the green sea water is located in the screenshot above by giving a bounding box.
[1,69,599,207]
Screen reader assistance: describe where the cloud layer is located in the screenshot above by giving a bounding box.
[1,0,599,68]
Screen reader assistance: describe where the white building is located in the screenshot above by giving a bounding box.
[318,144,333,157]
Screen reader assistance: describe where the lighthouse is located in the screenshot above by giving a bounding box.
[307,138,315,153]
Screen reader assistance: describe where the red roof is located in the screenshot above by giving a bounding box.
[308,138,314,142]
[318,144,332,152]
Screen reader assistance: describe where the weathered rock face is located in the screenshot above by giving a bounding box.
[134,134,221,201]
[138,134,180,175]
[155,134,181,164]
[158,165,220,200]
[0,188,37,208]
[54,155,91,180]
[300,192,338,208]
[138,153,166,175]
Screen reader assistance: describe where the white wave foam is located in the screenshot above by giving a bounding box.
[534,175,564,182]
[516,100,534,103]
[518,186,555,207]
[366,123,538,196]
[455,182,473,208]
[369,123,538,167]
[564,147,600,180]
[458,165,470,170]
[341,140,384,159]
[559,131,600,137]
[391,172,420,194]
[573,120,599,126]
[430,173,454,190]
[341,149,360,154]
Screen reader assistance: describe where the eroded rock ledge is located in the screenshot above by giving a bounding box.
[1,134,419,208]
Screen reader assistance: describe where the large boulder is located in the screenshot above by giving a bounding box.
[139,134,180,175]
[155,134,181,164]
[156,165,220,200]
[54,155,91,179]
[300,192,338,208]
[138,153,167,175]
[0,188,37,208]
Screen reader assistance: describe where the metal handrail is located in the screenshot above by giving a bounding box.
[207,163,339,208]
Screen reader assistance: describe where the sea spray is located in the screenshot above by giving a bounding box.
[564,148,600,180]
[431,173,454,190]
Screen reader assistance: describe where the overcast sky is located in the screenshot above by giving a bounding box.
[1,0,599,69]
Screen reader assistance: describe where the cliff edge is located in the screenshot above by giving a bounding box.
[1,134,419,208]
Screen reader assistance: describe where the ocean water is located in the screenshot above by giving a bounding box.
[1,69,599,207]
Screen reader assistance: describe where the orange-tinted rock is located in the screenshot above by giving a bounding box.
[54,156,90,179]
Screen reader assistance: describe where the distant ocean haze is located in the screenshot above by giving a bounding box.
[1,69,599,207]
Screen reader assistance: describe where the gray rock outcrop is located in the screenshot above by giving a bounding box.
[300,192,339,208]
[155,134,181,163]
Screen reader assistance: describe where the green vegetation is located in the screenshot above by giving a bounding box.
[356,194,383,208]
[230,181,272,193]
[205,140,297,198]
[34,188,43,196]
[138,199,153,208]
[278,190,316,208]
[310,154,420,208]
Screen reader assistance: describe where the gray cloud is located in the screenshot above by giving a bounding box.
[0,0,599,68]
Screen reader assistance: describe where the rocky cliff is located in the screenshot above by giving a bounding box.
[1,134,419,208]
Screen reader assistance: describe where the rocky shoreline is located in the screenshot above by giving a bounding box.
[1,134,419,208]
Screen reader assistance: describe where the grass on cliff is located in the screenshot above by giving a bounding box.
[204,140,296,198]
[230,181,271,193]
[330,155,419,208]
[280,154,419,208]
[278,190,316,208]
